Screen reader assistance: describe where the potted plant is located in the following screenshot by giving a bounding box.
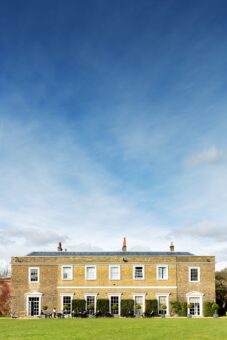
[41,304,48,318]
[212,303,219,318]
[63,304,69,318]
[112,304,118,317]
[87,304,94,317]
[187,303,192,318]
[161,304,167,318]
[135,304,142,317]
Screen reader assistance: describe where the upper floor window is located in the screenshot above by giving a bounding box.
[189,267,200,282]
[133,265,144,280]
[157,265,168,280]
[85,266,96,280]
[109,265,120,280]
[29,267,39,283]
[62,266,73,280]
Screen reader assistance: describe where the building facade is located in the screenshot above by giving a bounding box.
[11,241,215,317]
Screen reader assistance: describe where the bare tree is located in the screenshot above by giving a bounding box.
[0,263,11,278]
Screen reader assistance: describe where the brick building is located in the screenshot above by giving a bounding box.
[11,239,215,317]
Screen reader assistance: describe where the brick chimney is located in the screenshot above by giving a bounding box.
[122,237,127,252]
[170,241,174,252]
[58,242,63,252]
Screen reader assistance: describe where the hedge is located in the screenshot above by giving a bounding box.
[121,299,134,317]
[170,301,187,316]
[72,299,86,313]
[96,299,109,315]
[145,299,158,316]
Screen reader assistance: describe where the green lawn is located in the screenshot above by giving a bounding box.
[0,318,226,340]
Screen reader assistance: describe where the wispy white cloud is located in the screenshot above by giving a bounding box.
[185,145,222,166]
[169,220,227,242]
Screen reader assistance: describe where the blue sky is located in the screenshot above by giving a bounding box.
[0,0,227,269]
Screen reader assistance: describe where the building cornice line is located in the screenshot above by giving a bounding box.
[57,285,177,289]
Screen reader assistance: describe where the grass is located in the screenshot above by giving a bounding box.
[0,318,226,340]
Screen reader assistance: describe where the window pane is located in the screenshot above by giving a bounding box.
[110,296,119,315]
[86,296,95,314]
[28,297,40,316]
[189,297,200,316]
[63,267,72,280]
[87,267,96,280]
[158,296,167,314]
[110,266,119,280]
[63,296,72,314]
[158,267,167,279]
[134,267,143,278]
[30,269,38,282]
[190,268,198,281]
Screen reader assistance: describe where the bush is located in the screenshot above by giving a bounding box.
[179,302,187,317]
[72,299,86,313]
[170,301,187,316]
[121,299,134,317]
[203,302,213,317]
[145,299,158,316]
[212,303,219,315]
[96,299,109,315]
[170,301,181,315]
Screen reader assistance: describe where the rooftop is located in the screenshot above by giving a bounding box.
[26,251,194,257]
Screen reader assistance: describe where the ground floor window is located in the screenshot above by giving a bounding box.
[110,296,120,315]
[28,297,40,316]
[62,296,72,314]
[157,295,168,315]
[188,297,201,316]
[86,295,96,315]
[134,295,144,316]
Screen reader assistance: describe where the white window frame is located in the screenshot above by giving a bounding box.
[189,267,200,282]
[108,293,121,316]
[61,265,73,281]
[156,265,169,281]
[186,291,204,317]
[25,292,42,316]
[109,265,120,280]
[133,265,145,280]
[60,293,74,313]
[28,267,40,283]
[156,293,170,316]
[84,293,97,313]
[132,293,146,314]
[85,265,97,281]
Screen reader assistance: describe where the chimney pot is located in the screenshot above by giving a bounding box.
[58,242,63,252]
[122,237,127,252]
[170,241,174,252]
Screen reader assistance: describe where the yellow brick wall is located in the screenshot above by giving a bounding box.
[11,255,215,316]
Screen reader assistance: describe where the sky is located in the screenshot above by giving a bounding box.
[0,0,227,270]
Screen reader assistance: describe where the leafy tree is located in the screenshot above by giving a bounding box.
[215,268,227,311]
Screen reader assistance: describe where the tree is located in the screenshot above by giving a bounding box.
[215,268,227,310]
[0,262,11,278]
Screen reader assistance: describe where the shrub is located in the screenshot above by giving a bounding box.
[203,302,213,317]
[179,302,187,317]
[212,303,219,315]
[96,299,109,315]
[72,299,86,313]
[121,300,134,317]
[170,301,181,315]
[145,299,158,316]
[170,301,187,316]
